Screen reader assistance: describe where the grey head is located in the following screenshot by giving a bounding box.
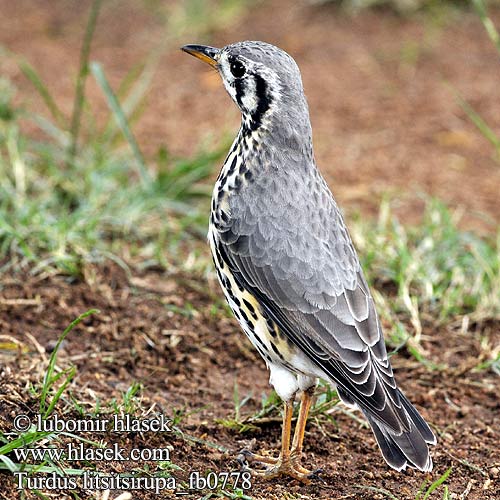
[182,41,312,143]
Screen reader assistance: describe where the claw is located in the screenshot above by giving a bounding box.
[238,448,254,459]
[236,453,248,468]
[307,468,325,482]
[236,448,319,483]
[252,461,313,483]
[240,464,252,474]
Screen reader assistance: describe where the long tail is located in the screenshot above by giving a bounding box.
[363,390,436,472]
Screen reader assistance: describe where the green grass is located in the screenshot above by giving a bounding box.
[350,0,500,362]
[456,0,500,160]
[415,467,453,499]
[0,62,223,278]
[40,310,99,418]
[0,109,222,278]
[0,311,206,494]
[351,198,500,357]
[0,311,100,489]
[0,0,232,279]
[109,381,144,415]
[354,467,453,499]
[217,379,340,433]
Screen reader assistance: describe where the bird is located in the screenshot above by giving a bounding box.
[182,41,436,482]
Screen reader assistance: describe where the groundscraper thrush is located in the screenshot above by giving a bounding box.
[182,41,436,482]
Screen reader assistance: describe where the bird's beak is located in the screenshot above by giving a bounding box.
[181,44,220,68]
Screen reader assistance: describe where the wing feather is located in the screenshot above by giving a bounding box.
[214,168,410,433]
[217,238,409,433]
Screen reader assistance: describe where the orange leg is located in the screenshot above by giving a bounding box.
[238,389,319,482]
[281,400,294,461]
[290,389,314,473]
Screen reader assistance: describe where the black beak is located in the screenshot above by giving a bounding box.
[181,44,219,68]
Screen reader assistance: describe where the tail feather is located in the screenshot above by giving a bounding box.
[364,389,435,472]
[367,417,410,470]
[338,384,436,472]
[398,390,436,444]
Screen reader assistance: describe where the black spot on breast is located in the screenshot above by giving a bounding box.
[220,274,230,289]
[241,122,250,137]
[239,308,249,323]
[228,155,238,175]
[266,317,277,338]
[232,175,242,190]
[214,244,225,270]
[253,332,267,350]
[270,342,284,360]
[256,346,271,363]
[243,298,258,320]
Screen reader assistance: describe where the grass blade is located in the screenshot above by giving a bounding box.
[472,0,500,54]
[0,431,54,456]
[422,467,452,500]
[102,54,158,146]
[0,454,18,473]
[90,61,151,186]
[40,309,99,417]
[44,366,77,418]
[456,94,500,155]
[67,0,103,163]
[0,461,88,475]
[18,61,66,128]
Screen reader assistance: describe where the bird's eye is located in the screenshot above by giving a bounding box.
[230,60,246,78]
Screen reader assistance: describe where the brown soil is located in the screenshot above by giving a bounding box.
[0,268,499,499]
[1,1,500,500]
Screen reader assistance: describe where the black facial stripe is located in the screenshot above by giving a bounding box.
[232,71,273,133]
[250,73,272,131]
[234,79,245,108]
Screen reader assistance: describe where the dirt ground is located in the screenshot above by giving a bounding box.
[1,268,499,499]
[0,1,499,499]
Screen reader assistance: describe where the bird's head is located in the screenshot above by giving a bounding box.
[182,41,308,134]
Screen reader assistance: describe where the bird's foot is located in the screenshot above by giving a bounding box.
[237,449,322,483]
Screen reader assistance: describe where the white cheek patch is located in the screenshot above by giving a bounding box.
[240,77,257,114]
[218,53,261,115]
[222,77,237,101]
[218,54,235,98]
